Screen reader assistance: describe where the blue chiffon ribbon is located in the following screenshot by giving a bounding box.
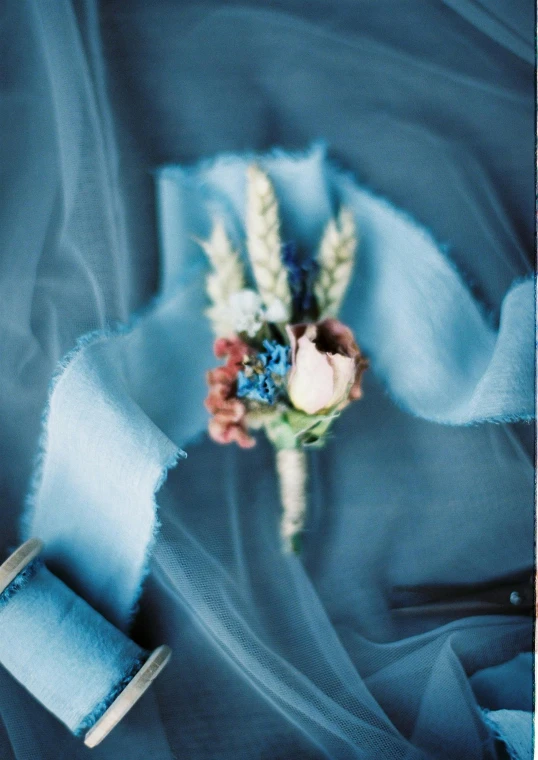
[22,146,533,748]
[25,143,534,624]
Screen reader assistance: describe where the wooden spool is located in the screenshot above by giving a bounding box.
[0,538,171,748]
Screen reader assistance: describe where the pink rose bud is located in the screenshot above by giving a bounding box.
[286,320,367,415]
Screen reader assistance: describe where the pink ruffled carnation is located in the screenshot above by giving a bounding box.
[205,337,256,448]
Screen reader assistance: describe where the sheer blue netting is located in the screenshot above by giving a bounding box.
[0,1,533,758]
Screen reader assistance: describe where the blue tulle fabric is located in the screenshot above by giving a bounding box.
[0,1,534,759]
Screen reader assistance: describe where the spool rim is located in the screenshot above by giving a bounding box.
[84,644,172,748]
[0,538,43,595]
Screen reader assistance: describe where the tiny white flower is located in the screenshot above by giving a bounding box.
[228,289,264,337]
[263,298,288,324]
[224,290,288,338]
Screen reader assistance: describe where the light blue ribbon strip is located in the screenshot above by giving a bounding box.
[481,709,533,760]
[24,145,534,629]
[336,172,535,424]
[18,147,533,748]
[23,329,190,630]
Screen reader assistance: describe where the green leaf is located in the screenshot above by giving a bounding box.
[263,409,340,450]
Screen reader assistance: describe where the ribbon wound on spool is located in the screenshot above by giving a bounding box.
[0,539,171,748]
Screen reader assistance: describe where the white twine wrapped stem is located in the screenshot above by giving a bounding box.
[276,448,307,553]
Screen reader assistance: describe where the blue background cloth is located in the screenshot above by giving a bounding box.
[0,1,533,758]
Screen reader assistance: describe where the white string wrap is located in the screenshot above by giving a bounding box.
[276,449,307,553]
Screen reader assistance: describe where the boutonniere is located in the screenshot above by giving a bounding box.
[199,165,368,553]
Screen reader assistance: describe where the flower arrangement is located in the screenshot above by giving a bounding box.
[200,165,368,552]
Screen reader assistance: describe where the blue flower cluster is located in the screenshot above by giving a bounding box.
[281,241,319,319]
[236,340,291,405]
